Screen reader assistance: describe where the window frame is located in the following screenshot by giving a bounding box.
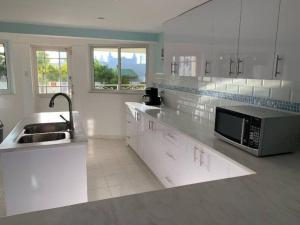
[0,40,13,94]
[32,46,72,97]
[89,44,149,94]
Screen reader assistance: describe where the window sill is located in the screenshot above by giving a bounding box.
[36,93,70,98]
[0,90,14,95]
[89,89,144,95]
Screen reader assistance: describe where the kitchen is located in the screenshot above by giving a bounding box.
[0,0,300,224]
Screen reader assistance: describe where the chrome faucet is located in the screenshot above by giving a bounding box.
[49,93,74,138]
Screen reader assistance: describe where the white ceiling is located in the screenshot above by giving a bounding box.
[0,0,208,33]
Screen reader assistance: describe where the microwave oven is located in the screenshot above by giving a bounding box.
[214,105,300,157]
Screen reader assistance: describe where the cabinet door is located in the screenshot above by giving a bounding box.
[162,127,188,186]
[163,2,214,78]
[275,0,300,81]
[136,112,144,158]
[211,0,241,78]
[238,0,280,79]
[126,110,138,152]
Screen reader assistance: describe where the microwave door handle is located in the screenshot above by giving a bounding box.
[240,119,245,145]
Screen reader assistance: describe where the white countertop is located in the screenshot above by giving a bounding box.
[1,103,300,224]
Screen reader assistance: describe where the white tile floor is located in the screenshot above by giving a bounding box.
[87,138,164,201]
[0,138,164,217]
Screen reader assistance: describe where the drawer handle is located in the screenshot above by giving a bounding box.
[167,133,176,140]
[166,152,175,160]
[194,146,205,166]
[164,176,172,183]
[136,112,141,121]
[148,121,154,130]
[194,146,199,162]
[199,150,205,166]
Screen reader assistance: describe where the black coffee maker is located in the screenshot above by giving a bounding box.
[143,87,161,106]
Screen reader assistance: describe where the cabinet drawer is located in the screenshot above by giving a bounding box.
[163,127,186,148]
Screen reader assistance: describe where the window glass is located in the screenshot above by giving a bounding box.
[121,48,146,90]
[0,43,8,91]
[35,49,69,94]
[91,46,147,91]
[93,48,118,90]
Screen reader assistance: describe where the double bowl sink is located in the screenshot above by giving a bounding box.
[17,123,70,144]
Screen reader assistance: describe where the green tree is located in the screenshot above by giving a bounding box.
[93,60,118,84]
[36,51,68,85]
[121,69,139,84]
[0,55,6,78]
[93,60,139,85]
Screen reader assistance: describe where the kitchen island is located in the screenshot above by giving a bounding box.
[1,105,300,224]
[0,111,88,216]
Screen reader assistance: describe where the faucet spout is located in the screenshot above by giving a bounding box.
[49,93,74,138]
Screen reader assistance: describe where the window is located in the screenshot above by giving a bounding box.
[91,46,147,91]
[33,47,71,95]
[0,41,11,93]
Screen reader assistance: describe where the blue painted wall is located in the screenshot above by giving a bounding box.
[0,22,159,42]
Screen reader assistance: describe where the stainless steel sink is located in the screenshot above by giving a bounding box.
[18,132,67,144]
[24,123,68,134]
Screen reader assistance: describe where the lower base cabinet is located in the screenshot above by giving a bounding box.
[126,106,253,188]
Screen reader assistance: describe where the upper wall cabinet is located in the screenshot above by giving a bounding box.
[238,0,280,79]
[163,0,300,81]
[163,1,214,77]
[210,0,241,78]
[274,0,300,81]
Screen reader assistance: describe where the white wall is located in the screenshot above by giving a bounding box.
[0,32,155,138]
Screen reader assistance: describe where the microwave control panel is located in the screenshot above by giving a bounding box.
[248,117,261,149]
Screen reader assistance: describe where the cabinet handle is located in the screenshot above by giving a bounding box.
[194,146,199,162]
[199,150,205,166]
[229,58,235,76]
[171,62,178,75]
[274,54,283,78]
[167,133,176,140]
[166,152,175,160]
[205,61,211,75]
[164,176,173,184]
[136,112,141,121]
[237,58,244,76]
[148,121,154,130]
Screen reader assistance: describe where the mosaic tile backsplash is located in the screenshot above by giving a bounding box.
[152,75,300,121]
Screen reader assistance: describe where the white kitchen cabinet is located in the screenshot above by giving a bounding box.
[186,137,255,183]
[126,111,133,148]
[125,104,254,189]
[211,0,241,78]
[126,109,138,152]
[126,109,143,157]
[238,0,280,79]
[160,126,188,187]
[163,1,214,77]
[274,0,300,81]
[142,115,156,168]
[163,0,292,80]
